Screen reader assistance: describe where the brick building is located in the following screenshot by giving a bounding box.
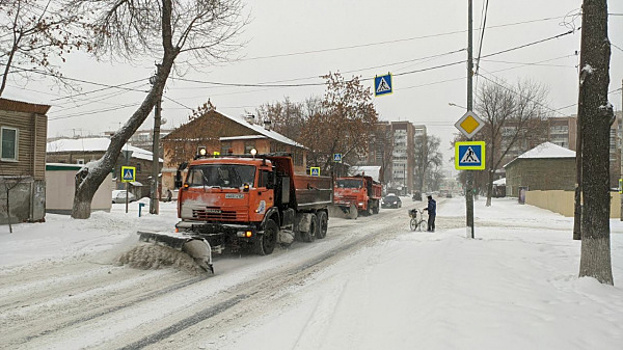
[161,109,307,191]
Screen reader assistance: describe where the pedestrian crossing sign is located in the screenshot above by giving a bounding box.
[121,166,136,182]
[455,141,486,170]
[374,73,393,96]
[310,167,320,177]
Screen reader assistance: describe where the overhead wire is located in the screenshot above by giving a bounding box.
[238,15,573,62]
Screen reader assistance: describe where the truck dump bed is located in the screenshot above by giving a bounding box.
[293,175,333,210]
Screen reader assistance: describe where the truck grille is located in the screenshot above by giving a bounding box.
[192,207,246,221]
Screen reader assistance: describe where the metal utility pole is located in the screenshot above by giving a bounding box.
[150,64,162,215]
[465,0,475,238]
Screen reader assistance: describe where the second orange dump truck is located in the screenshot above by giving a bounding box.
[333,175,382,219]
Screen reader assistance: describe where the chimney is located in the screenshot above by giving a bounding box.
[263,119,272,130]
[245,114,255,124]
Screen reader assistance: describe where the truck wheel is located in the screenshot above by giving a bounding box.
[372,200,379,214]
[316,211,328,239]
[302,213,318,242]
[367,201,374,216]
[348,204,358,220]
[255,219,278,255]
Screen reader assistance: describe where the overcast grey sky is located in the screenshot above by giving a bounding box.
[4,0,623,165]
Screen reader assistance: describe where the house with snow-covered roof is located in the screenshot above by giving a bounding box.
[46,137,162,198]
[0,98,50,224]
[161,108,308,191]
[504,142,576,197]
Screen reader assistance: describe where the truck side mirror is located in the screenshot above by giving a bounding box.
[174,180,183,189]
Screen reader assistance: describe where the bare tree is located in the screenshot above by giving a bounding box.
[577,0,614,285]
[0,0,91,97]
[299,72,378,173]
[414,134,442,193]
[475,79,549,206]
[67,0,247,218]
[254,97,312,142]
[163,100,226,167]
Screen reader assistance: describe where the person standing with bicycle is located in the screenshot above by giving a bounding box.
[424,195,436,232]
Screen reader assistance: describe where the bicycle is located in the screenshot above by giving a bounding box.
[408,209,428,232]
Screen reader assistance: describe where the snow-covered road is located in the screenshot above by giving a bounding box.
[1,197,622,349]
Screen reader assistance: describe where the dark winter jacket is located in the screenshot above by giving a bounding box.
[427,198,437,215]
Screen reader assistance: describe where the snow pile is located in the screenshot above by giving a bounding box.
[116,243,204,273]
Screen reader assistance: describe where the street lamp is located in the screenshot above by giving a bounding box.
[448,102,467,109]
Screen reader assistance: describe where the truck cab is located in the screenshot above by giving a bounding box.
[174,152,332,255]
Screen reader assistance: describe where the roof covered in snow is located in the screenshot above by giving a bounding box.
[348,165,382,182]
[218,111,306,149]
[493,177,506,186]
[47,137,162,162]
[504,142,575,168]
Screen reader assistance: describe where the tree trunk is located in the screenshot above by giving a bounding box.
[485,169,493,207]
[71,53,177,218]
[577,0,613,285]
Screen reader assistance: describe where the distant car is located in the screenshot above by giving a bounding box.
[412,191,422,201]
[112,190,136,203]
[446,192,453,198]
[381,193,402,208]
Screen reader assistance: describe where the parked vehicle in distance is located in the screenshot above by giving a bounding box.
[112,190,136,203]
[381,193,402,208]
[412,191,422,201]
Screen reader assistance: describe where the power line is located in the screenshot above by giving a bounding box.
[475,0,490,77]
[49,103,141,121]
[400,54,576,91]
[238,15,572,61]
[477,72,566,116]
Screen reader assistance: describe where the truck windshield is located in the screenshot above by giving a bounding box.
[336,179,363,189]
[187,164,255,188]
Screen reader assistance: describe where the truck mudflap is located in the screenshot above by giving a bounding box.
[137,231,213,273]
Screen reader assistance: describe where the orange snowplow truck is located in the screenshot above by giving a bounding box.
[139,150,332,272]
[333,175,382,219]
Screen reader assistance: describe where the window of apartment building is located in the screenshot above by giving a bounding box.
[1,127,19,161]
[76,159,85,164]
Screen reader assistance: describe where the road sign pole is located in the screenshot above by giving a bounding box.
[125,182,129,214]
[466,0,475,239]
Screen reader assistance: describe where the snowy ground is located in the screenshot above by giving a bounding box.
[1,196,622,349]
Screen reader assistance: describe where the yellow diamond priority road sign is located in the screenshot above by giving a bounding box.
[455,110,484,139]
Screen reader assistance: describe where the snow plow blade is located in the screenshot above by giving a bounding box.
[137,231,214,273]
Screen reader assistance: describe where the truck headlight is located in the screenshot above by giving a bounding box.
[237,230,253,238]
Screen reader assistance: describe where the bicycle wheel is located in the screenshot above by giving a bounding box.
[417,220,428,232]
[410,218,417,231]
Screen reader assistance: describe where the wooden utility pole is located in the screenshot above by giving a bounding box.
[150,64,162,215]
[577,0,614,285]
